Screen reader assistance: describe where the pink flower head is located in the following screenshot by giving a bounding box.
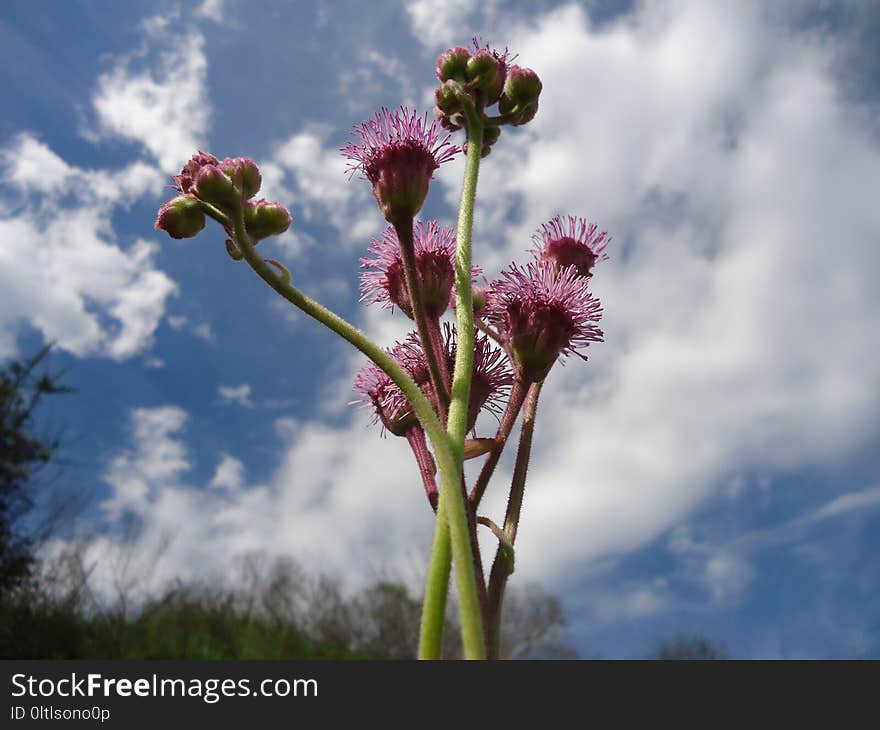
[172,151,219,194]
[342,107,458,223]
[352,340,428,437]
[532,215,610,278]
[486,259,603,382]
[444,324,514,428]
[353,325,512,435]
[418,323,512,429]
[360,221,457,319]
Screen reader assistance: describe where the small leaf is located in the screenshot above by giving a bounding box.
[463,437,497,460]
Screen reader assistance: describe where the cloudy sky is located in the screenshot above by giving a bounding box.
[2,0,879,658]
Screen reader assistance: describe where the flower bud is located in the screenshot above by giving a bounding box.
[503,65,542,107]
[193,164,237,205]
[219,157,262,199]
[435,80,463,115]
[479,125,501,157]
[154,195,206,239]
[173,151,219,194]
[436,46,471,82]
[243,199,292,240]
[465,50,498,92]
[437,110,464,131]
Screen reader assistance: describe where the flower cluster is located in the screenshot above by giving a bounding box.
[155,152,290,248]
[434,39,542,157]
[352,339,427,437]
[153,36,612,660]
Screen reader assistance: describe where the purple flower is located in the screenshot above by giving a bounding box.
[486,259,604,382]
[532,215,610,278]
[342,107,458,223]
[426,324,513,429]
[445,324,514,428]
[352,325,512,435]
[360,221,457,318]
[352,340,428,437]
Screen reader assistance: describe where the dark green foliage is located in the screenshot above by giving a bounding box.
[0,586,370,660]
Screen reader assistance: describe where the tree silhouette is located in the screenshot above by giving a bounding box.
[650,633,729,660]
[0,346,70,594]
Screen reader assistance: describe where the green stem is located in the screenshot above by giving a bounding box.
[487,380,544,659]
[419,114,488,660]
[447,115,484,451]
[227,205,483,659]
[418,498,451,658]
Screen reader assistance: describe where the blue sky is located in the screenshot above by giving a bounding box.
[1,0,879,658]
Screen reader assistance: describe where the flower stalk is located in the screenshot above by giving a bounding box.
[486,379,544,659]
[393,218,450,412]
[418,109,487,660]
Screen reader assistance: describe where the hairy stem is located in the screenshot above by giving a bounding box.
[420,114,487,660]
[394,219,449,413]
[487,380,544,659]
[406,425,438,511]
[474,316,503,345]
[470,377,528,507]
[424,315,452,413]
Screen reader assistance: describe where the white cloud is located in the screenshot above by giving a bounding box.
[191,322,214,343]
[102,406,190,517]
[406,0,478,49]
[218,383,254,408]
[210,452,246,491]
[58,405,433,599]
[164,315,215,343]
[268,129,381,250]
[91,27,210,172]
[1,134,74,194]
[0,134,176,360]
[442,1,880,586]
[195,0,225,24]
